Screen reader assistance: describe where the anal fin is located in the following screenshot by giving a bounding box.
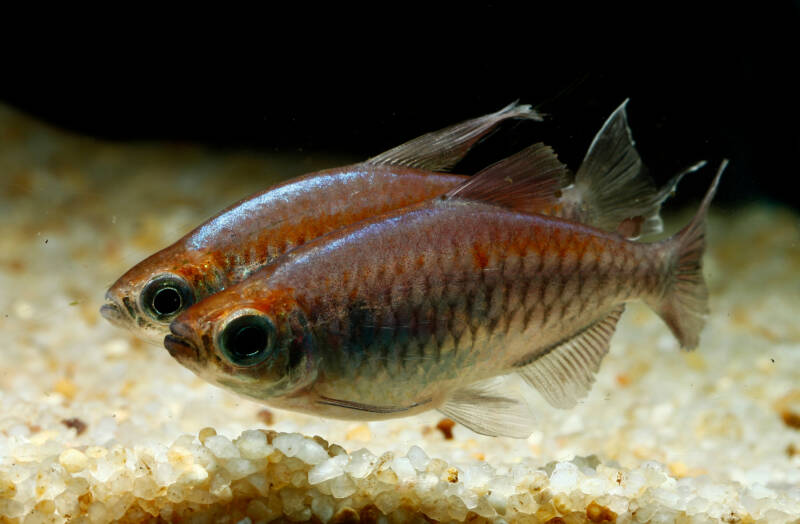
[438,376,535,438]
[516,305,625,409]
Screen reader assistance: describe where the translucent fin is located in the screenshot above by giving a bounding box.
[652,160,726,350]
[443,143,569,213]
[516,305,625,409]
[367,101,543,172]
[438,377,536,438]
[560,100,704,239]
[622,160,706,239]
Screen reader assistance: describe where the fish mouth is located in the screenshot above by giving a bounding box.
[100,302,125,326]
[164,334,199,361]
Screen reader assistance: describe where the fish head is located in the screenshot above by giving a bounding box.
[101,246,223,344]
[165,286,318,402]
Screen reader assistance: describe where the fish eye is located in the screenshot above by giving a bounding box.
[141,274,195,322]
[219,314,276,367]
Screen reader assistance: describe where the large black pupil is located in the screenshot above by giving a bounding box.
[230,324,268,358]
[152,287,182,315]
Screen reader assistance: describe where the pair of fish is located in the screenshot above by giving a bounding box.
[102,101,724,438]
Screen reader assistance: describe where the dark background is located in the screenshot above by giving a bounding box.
[1,4,797,210]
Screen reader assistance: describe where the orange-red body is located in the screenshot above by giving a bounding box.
[102,166,466,342]
[171,166,468,292]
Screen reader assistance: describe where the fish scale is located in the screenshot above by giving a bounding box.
[280,208,646,397]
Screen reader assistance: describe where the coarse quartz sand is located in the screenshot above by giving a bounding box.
[1,105,799,523]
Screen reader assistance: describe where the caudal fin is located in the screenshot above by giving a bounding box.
[654,160,727,349]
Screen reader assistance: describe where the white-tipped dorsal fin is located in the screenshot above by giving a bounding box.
[443,142,569,213]
[367,101,543,172]
[516,305,625,409]
[559,100,704,239]
[438,376,536,438]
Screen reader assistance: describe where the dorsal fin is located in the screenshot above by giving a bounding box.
[367,101,543,172]
[443,142,569,213]
[516,305,625,409]
[558,99,705,239]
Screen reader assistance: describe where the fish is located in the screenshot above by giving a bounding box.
[102,99,690,344]
[165,137,726,438]
[100,102,543,343]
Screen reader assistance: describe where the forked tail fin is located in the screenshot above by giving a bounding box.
[653,160,727,349]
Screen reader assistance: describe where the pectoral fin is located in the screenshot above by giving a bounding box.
[516,305,625,409]
[439,376,536,438]
[368,101,542,172]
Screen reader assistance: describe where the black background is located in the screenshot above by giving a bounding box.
[1,4,797,210]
